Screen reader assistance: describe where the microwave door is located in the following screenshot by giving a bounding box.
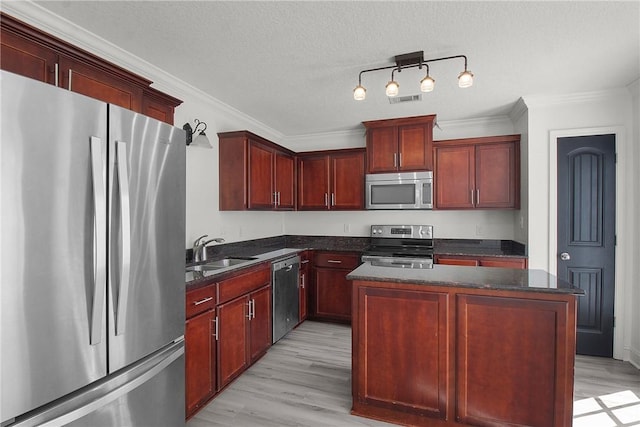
[368,182,417,209]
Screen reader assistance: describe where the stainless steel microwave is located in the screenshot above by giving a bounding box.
[365,171,433,210]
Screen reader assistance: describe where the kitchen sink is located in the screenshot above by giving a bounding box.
[186,264,223,272]
[186,257,258,273]
[204,257,258,268]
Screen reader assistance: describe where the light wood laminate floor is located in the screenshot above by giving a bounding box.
[187,321,640,427]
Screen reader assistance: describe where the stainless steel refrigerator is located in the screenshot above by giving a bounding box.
[1,70,186,426]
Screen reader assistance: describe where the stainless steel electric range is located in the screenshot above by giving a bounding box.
[361,225,434,269]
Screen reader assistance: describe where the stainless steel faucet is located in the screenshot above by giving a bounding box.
[192,235,225,262]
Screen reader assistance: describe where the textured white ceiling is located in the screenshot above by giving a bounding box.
[31,1,640,136]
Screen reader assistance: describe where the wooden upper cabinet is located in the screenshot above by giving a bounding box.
[57,55,143,112]
[248,141,275,209]
[274,151,296,210]
[218,131,296,211]
[434,135,520,210]
[298,149,365,211]
[0,13,181,124]
[363,115,435,173]
[0,24,57,84]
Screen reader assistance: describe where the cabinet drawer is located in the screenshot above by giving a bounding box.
[186,284,217,319]
[314,252,360,269]
[218,264,271,304]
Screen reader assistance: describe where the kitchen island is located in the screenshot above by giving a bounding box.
[347,263,584,427]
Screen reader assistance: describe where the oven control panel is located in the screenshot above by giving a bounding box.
[370,225,433,239]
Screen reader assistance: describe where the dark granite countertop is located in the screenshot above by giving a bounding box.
[434,239,526,258]
[347,262,583,295]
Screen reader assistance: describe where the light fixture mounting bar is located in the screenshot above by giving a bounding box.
[394,51,424,69]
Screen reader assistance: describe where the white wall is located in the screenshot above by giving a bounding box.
[524,88,638,363]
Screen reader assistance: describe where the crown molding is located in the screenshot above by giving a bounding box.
[509,97,528,123]
[522,88,631,109]
[1,1,284,141]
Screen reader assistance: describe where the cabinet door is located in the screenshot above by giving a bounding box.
[217,296,249,389]
[314,268,351,321]
[298,155,330,210]
[456,294,574,426]
[475,142,518,209]
[274,151,295,210]
[57,55,143,112]
[398,123,432,171]
[331,151,365,210]
[185,310,216,416]
[354,287,449,420]
[299,264,309,322]
[434,145,475,209]
[367,126,398,173]
[0,28,57,84]
[247,141,275,209]
[249,285,272,362]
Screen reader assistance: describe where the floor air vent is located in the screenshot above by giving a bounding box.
[388,94,422,104]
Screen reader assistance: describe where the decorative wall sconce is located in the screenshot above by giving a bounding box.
[353,51,474,101]
[183,119,212,148]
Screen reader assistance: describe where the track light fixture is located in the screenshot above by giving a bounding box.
[353,51,473,101]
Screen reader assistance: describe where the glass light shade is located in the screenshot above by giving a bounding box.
[385,80,399,97]
[353,85,366,101]
[191,132,212,148]
[458,70,474,88]
[420,75,435,92]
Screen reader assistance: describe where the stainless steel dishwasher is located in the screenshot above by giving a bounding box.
[272,255,300,343]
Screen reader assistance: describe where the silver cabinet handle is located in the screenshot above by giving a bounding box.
[89,137,106,346]
[331,193,335,206]
[115,141,131,336]
[476,189,480,205]
[68,69,73,90]
[54,63,59,87]
[273,192,278,207]
[301,259,310,264]
[212,316,218,340]
[251,298,256,319]
[324,193,329,207]
[471,189,475,205]
[193,297,213,306]
[300,273,305,289]
[560,252,571,261]
[327,260,342,264]
[246,300,252,319]
[393,153,397,168]
[277,192,281,206]
[399,152,402,167]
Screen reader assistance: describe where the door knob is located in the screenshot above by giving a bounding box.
[560,252,571,261]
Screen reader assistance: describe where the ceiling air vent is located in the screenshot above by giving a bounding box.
[388,94,422,104]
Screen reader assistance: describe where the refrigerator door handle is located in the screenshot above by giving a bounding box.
[115,141,131,336]
[90,137,106,346]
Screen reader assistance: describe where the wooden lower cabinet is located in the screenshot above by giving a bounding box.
[435,254,527,269]
[311,251,360,323]
[353,287,449,420]
[218,283,271,390]
[456,294,574,426]
[185,309,216,417]
[351,280,577,427]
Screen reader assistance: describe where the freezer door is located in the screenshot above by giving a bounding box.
[107,105,186,372]
[8,340,185,427]
[1,71,108,422]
